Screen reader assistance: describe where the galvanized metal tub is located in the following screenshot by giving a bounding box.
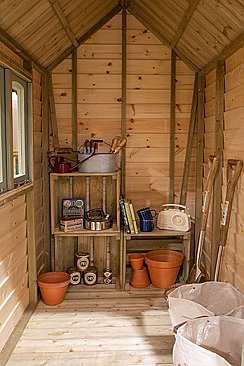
[78,153,117,173]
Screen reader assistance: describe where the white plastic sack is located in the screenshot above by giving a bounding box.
[173,316,244,366]
[227,305,244,319]
[168,281,244,328]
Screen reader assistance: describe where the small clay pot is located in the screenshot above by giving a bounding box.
[129,253,145,270]
[38,272,70,306]
[130,266,150,288]
[145,250,184,289]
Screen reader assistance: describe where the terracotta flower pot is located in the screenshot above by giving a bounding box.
[130,266,150,288]
[129,253,145,270]
[37,271,70,306]
[145,250,184,289]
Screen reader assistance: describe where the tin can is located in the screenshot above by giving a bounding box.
[75,252,90,271]
[83,266,98,286]
[103,268,112,284]
[67,267,81,285]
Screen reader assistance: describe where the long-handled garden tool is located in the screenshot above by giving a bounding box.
[102,176,113,284]
[187,155,219,283]
[83,176,98,286]
[214,159,243,281]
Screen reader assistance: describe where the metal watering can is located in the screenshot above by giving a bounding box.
[48,156,79,173]
[49,152,97,173]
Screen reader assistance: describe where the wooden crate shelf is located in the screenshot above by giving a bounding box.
[122,229,191,290]
[50,170,123,288]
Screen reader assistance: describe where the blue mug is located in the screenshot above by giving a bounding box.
[140,219,154,232]
[137,207,157,221]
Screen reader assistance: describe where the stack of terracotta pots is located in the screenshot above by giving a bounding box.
[129,253,150,288]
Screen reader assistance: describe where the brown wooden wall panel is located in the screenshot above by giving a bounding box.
[52,14,195,270]
[221,46,244,292]
[0,196,28,352]
[52,14,195,212]
[201,46,244,291]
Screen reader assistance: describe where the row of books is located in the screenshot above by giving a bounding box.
[119,197,138,234]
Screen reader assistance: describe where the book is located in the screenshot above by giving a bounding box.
[129,202,139,234]
[124,200,135,235]
[119,197,130,233]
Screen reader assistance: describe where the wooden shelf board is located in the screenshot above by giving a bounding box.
[50,171,119,178]
[125,228,190,239]
[52,223,120,236]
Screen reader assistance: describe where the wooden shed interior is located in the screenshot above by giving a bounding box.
[0,0,244,364]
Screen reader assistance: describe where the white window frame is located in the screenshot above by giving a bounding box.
[12,76,28,181]
[0,67,32,195]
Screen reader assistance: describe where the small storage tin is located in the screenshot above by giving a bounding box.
[83,266,98,286]
[75,252,90,271]
[66,267,81,285]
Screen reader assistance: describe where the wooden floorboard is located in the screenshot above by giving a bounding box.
[6,287,174,365]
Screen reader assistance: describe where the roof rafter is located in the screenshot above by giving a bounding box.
[0,26,47,75]
[48,0,78,47]
[47,4,122,71]
[170,0,201,48]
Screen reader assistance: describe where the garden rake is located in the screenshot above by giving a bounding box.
[214,159,243,281]
[187,155,219,283]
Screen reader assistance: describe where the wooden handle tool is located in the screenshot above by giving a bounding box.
[110,136,121,153]
[114,138,127,154]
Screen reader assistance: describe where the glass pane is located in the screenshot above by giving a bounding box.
[0,102,2,184]
[12,81,26,178]
[0,70,3,185]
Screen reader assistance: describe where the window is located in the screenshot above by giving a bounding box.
[12,76,28,180]
[0,67,31,194]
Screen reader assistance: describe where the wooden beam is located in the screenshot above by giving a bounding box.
[210,60,225,280]
[0,50,32,81]
[170,0,200,48]
[180,74,198,206]
[120,0,130,6]
[48,0,78,47]
[47,4,122,71]
[200,31,244,76]
[48,74,59,148]
[26,189,38,305]
[169,50,176,203]
[128,6,199,73]
[121,7,127,197]
[195,73,205,248]
[0,26,47,75]
[42,74,51,272]
[72,48,77,151]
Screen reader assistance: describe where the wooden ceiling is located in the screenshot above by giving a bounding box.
[0,0,243,72]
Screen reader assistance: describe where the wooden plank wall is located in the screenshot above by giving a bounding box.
[0,196,29,352]
[52,14,122,148]
[33,69,48,276]
[52,13,195,215]
[126,16,195,213]
[221,46,244,292]
[202,69,216,278]
[202,46,244,292]
[0,42,46,352]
